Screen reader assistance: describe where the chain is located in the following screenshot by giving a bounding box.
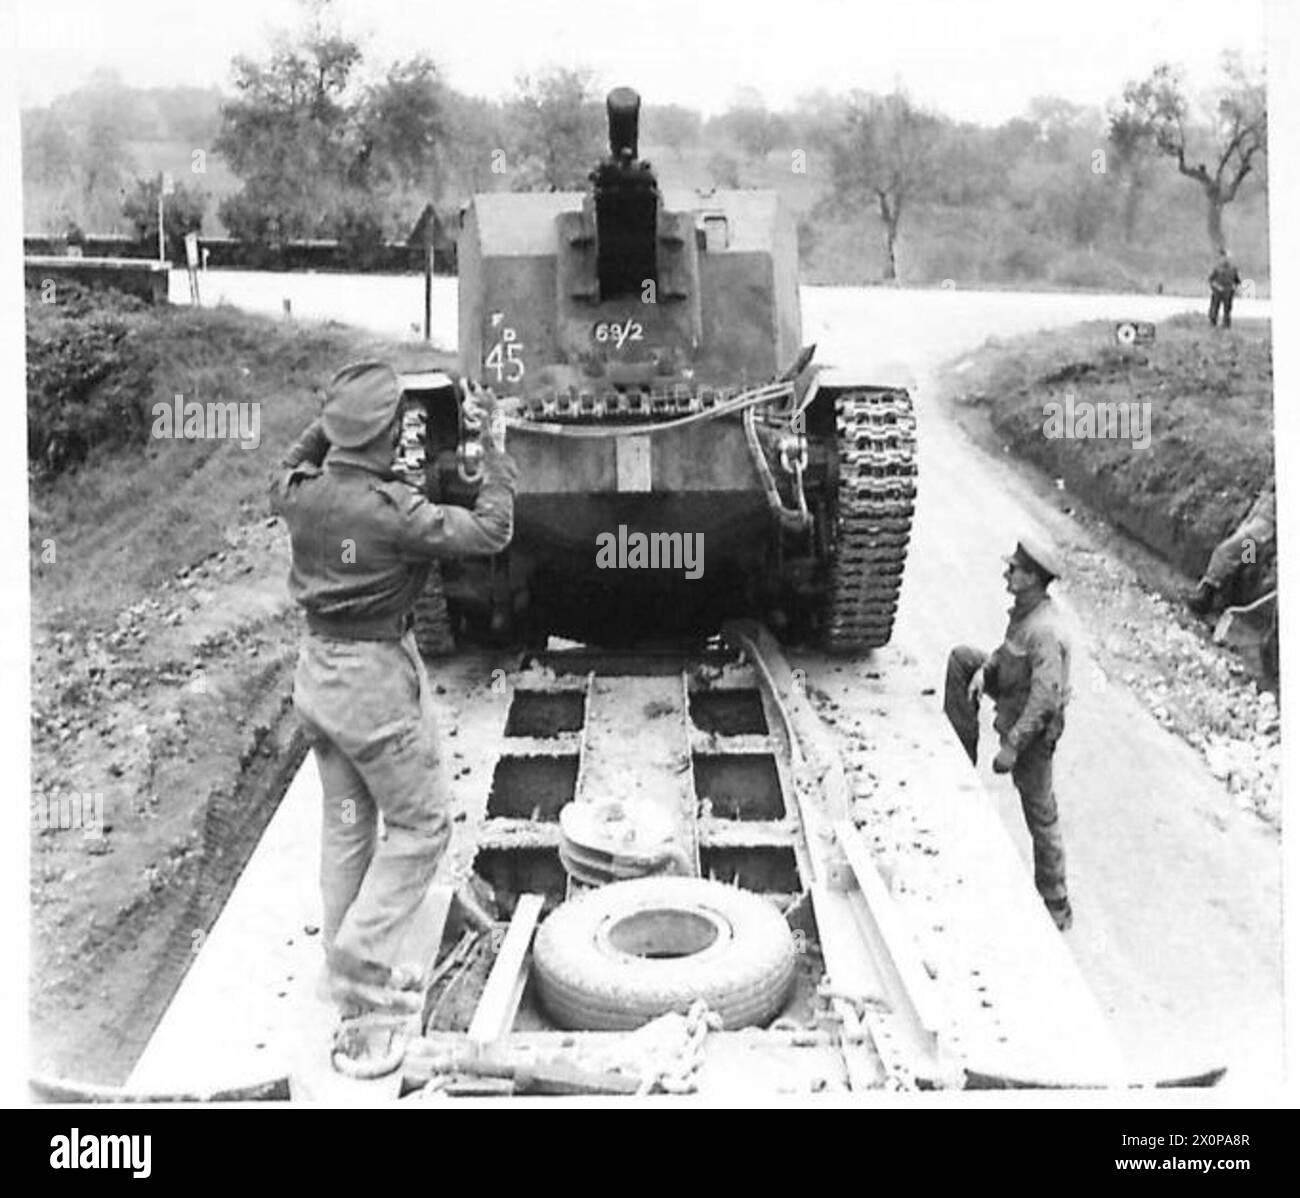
[635,1000,724,1095]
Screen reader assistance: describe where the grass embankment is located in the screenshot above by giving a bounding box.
[28,292,453,1082]
[935,313,1274,580]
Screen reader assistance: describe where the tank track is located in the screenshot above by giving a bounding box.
[412,569,456,657]
[396,399,456,658]
[822,388,917,652]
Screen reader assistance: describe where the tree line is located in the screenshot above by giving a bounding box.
[20,2,1266,288]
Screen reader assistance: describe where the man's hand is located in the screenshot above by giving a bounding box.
[992,744,1017,774]
[462,382,508,454]
[966,666,985,704]
[282,417,330,469]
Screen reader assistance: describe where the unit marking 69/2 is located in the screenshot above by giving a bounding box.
[593,318,644,349]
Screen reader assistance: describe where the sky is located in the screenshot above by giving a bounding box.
[10,0,1273,124]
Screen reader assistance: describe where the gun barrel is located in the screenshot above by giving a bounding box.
[606,87,641,159]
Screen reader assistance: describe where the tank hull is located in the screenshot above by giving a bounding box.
[436,415,791,643]
[410,87,916,652]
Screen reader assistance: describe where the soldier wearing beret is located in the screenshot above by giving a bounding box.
[944,538,1074,930]
[270,361,517,1013]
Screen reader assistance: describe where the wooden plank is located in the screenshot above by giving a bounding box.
[467,894,544,1052]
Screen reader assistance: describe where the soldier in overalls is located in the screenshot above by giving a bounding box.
[270,361,517,1012]
[944,539,1074,931]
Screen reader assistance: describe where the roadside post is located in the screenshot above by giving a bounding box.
[410,202,439,342]
[424,235,434,342]
[159,172,175,263]
[185,232,201,306]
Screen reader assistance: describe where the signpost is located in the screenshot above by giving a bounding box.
[158,172,175,263]
[1114,320,1156,346]
[410,203,439,343]
[425,239,433,342]
[184,232,201,306]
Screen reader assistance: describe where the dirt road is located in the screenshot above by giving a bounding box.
[801,288,1281,1088]
[158,275,1281,1087]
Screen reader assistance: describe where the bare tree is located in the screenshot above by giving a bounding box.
[829,89,943,281]
[1111,56,1266,253]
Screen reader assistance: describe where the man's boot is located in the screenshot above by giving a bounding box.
[1186,579,1219,617]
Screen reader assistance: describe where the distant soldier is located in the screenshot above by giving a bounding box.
[1208,248,1241,329]
[1188,475,1276,616]
[944,539,1074,931]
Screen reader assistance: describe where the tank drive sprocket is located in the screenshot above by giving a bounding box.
[395,395,456,657]
[822,388,917,652]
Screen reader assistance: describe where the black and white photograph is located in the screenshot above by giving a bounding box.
[4,0,1297,1132]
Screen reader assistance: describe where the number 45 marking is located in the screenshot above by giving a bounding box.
[485,327,525,382]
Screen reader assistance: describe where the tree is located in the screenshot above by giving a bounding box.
[829,89,943,281]
[706,151,742,189]
[1106,107,1157,242]
[788,90,852,154]
[932,121,1003,207]
[214,0,449,246]
[1025,96,1097,156]
[50,69,138,217]
[440,91,507,196]
[354,56,446,192]
[508,68,602,191]
[21,109,76,188]
[713,90,789,160]
[136,86,225,145]
[121,177,208,260]
[644,103,701,158]
[1015,99,1113,249]
[215,1,365,242]
[1011,158,1111,248]
[1111,56,1266,252]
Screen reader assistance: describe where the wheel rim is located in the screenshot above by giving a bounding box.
[594,906,732,963]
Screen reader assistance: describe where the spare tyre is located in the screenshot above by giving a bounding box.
[532,876,797,1031]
